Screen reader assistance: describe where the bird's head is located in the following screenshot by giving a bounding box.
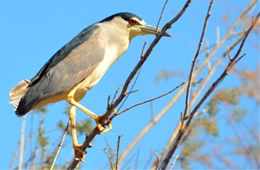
[99,12,171,40]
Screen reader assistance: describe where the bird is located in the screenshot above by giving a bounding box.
[9,12,170,161]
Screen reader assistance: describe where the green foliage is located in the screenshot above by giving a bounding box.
[57,118,93,136]
[104,137,116,161]
[190,117,219,137]
[179,87,246,169]
[230,107,248,122]
[76,118,93,135]
[179,155,191,170]
[38,115,48,149]
[154,69,182,84]
[207,87,241,116]
[57,120,66,131]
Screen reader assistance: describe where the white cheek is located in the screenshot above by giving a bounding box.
[130,28,142,39]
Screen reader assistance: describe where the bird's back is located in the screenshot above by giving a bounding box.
[10,24,107,116]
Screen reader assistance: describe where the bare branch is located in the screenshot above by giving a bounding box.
[9,141,19,169]
[150,101,155,121]
[111,86,121,106]
[104,148,114,170]
[193,0,257,78]
[169,155,179,170]
[18,116,26,170]
[152,152,159,170]
[114,82,184,116]
[117,41,147,112]
[183,0,214,118]
[160,11,259,169]
[50,121,69,170]
[156,0,169,30]
[117,67,142,112]
[116,135,123,170]
[134,147,140,169]
[160,1,215,168]
[141,41,148,57]
[189,27,247,110]
[151,122,181,169]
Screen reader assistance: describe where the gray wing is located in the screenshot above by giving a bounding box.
[16,24,107,116]
[30,24,100,86]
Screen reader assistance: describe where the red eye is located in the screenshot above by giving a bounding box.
[129,19,136,25]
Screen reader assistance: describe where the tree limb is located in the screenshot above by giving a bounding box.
[159,11,260,169]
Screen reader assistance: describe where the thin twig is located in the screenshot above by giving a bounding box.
[205,39,211,70]
[114,82,184,116]
[122,154,135,169]
[183,0,214,118]
[18,116,26,170]
[152,152,159,170]
[104,148,114,170]
[22,115,34,169]
[144,151,154,169]
[30,139,39,169]
[193,0,257,78]
[50,121,69,170]
[134,147,140,170]
[116,135,123,170]
[117,41,147,112]
[9,141,19,169]
[160,0,214,168]
[156,0,169,30]
[190,31,246,109]
[111,86,121,106]
[151,122,181,169]
[124,89,139,96]
[169,155,179,170]
[141,41,148,57]
[150,101,155,121]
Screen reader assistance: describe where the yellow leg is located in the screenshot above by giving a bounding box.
[68,106,85,161]
[67,91,112,134]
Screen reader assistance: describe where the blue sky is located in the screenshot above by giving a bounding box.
[1,0,259,169]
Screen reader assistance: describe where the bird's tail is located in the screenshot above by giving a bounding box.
[9,79,31,111]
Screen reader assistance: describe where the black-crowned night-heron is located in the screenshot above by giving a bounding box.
[9,12,170,161]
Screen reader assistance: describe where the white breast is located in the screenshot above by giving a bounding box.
[73,35,129,100]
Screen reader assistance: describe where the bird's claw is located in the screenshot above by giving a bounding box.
[96,116,112,134]
[74,144,86,162]
[113,109,118,115]
[97,122,112,134]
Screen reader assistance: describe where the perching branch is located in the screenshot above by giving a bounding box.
[68,0,192,168]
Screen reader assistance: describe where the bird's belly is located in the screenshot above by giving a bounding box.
[32,91,68,110]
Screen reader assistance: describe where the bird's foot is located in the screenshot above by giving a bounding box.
[95,116,112,134]
[113,108,118,115]
[73,144,88,162]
